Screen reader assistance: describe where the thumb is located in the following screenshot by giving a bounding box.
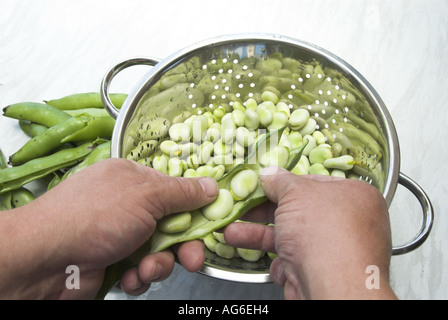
[259,166,296,204]
[140,170,219,219]
[260,166,346,204]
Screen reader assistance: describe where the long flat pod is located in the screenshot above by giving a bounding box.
[0,148,35,210]
[9,116,90,166]
[61,116,115,142]
[45,92,127,110]
[2,102,72,127]
[0,149,12,211]
[0,148,7,169]
[60,141,111,182]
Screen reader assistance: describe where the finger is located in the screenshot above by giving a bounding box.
[224,222,275,252]
[260,166,345,204]
[269,257,286,286]
[238,201,277,224]
[269,259,302,299]
[138,168,219,219]
[137,250,175,283]
[259,166,296,203]
[302,174,346,182]
[174,240,205,272]
[119,267,151,296]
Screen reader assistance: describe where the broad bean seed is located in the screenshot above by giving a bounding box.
[202,189,234,220]
[230,169,258,200]
[236,248,264,262]
[323,155,355,171]
[158,212,192,233]
[267,112,288,131]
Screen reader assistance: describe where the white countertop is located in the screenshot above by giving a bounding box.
[1,0,447,300]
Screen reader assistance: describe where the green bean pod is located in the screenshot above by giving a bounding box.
[18,120,48,138]
[0,141,99,194]
[0,148,7,169]
[58,140,111,183]
[47,172,63,190]
[45,92,127,110]
[0,149,12,211]
[0,191,12,211]
[63,108,112,118]
[1,149,34,209]
[2,102,72,127]
[11,187,35,207]
[61,115,115,142]
[9,116,90,166]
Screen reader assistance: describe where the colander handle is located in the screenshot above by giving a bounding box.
[391,173,434,255]
[100,57,160,119]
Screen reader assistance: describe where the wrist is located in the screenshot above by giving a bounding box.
[302,261,397,300]
[0,201,72,299]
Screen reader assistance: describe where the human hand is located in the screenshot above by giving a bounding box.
[224,167,397,300]
[0,158,218,299]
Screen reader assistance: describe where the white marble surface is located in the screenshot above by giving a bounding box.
[1,0,447,300]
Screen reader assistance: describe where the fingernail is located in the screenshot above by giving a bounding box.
[276,263,284,281]
[132,282,142,291]
[198,177,219,197]
[150,263,163,282]
[259,166,280,182]
[269,259,285,285]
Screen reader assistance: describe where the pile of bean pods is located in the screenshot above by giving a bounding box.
[0,92,127,210]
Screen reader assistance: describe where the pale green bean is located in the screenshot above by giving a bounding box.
[323,155,355,170]
[158,212,192,233]
[215,243,235,259]
[261,90,279,104]
[309,163,330,175]
[289,108,310,130]
[202,189,234,220]
[237,248,264,262]
[169,122,191,142]
[308,145,333,164]
[230,169,258,200]
[267,112,288,131]
[244,109,259,130]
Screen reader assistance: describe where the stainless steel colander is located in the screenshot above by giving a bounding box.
[101,33,433,283]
